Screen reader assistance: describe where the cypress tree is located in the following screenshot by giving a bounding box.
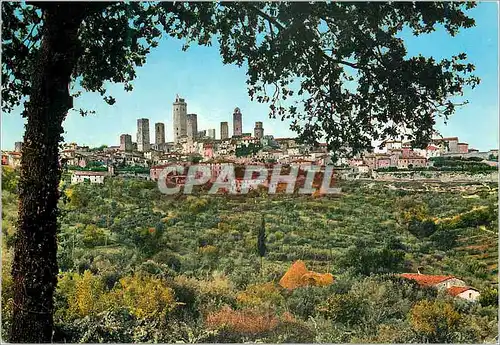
[257,215,267,275]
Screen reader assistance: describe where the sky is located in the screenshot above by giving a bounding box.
[1,2,498,151]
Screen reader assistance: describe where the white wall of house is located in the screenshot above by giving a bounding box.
[457,289,480,302]
[71,174,105,184]
[436,278,466,290]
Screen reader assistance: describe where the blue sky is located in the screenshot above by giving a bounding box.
[1,2,498,151]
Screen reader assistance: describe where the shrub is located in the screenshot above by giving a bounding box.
[81,225,107,247]
[59,271,108,319]
[317,293,366,327]
[409,299,461,343]
[408,219,437,238]
[286,286,333,320]
[479,288,498,307]
[112,274,176,319]
[205,306,279,339]
[236,282,284,309]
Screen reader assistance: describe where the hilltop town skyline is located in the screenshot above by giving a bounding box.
[1,2,498,151]
[1,91,497,153]
[2,93,498,152]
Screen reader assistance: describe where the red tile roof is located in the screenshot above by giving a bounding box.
[447,286,477,297]
[400,273,455,287]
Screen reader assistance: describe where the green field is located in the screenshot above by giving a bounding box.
[2,173,498,343]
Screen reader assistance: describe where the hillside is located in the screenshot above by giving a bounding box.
[1,175,498,343]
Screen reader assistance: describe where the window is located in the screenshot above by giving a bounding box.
[469,292,472,299]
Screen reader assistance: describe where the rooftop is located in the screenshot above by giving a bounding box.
[400,273,455,287]
[447,286,478,297]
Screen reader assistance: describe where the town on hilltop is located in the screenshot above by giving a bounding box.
[2,95,498,185]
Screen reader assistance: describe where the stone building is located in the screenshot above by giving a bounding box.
[254,121,264,139]
[173,95,187,144]
[137,118,150,152]
[155,122,165,145]
[220,121,229,140]
[119,134,132,152]
[187,114,198,140]
[233,107,242,137]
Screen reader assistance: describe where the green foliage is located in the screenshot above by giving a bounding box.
[318,293,366,327]
[429,228,458,251]
[188,154,203,164]
[1,167,19,193]
[257,216,267,258]
[409,299,462,343]
[479,288,498,308]
[337,238,406,276]
[408,219,438,238]
[236,143,262,157]
[429,157,496,172]
[89,145,108,152]
[82,225,106,247]
[2,176,497,342]
[286,286,333,320]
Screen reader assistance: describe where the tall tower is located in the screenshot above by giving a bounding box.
[254,121,264,139]
[207,129,216,139]
[155,123,165,145]
[186,114,198,140]
[137,118,150,152]
[14,141,23,153]
[220,122,229,140]
[233,107,242,137]
[120,134,132,152]
[173,95,187,144]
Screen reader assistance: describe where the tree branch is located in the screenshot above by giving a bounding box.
[234,3,369,72]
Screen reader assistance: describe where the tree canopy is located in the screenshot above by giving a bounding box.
[0,1,481,342]
[2,2,479,154]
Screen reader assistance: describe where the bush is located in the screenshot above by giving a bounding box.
[1,166,19,193]
[82,225,107,247]
[337,239,406,276]
[479,288,498,307]
[317,293,366,327]
[112,274,176,319]
[286,286,333,320]
[409,299,461,343]
[408,219,437,238]
[205,306,279,341]
[236,282,284,309]
[57,271,108,320]
[429,228,458,250]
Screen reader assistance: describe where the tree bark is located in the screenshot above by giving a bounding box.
[10,4,85,343]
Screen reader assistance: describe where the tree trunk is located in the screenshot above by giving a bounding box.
[10,4,85,343]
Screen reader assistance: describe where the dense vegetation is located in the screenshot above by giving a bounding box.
[429,156,498,172]
[375,156,497,173]
[2,167,498,342]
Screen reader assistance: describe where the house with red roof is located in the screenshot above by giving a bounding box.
[400,273,466,289]
[400,273,481,302]
[447,286,480,302]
